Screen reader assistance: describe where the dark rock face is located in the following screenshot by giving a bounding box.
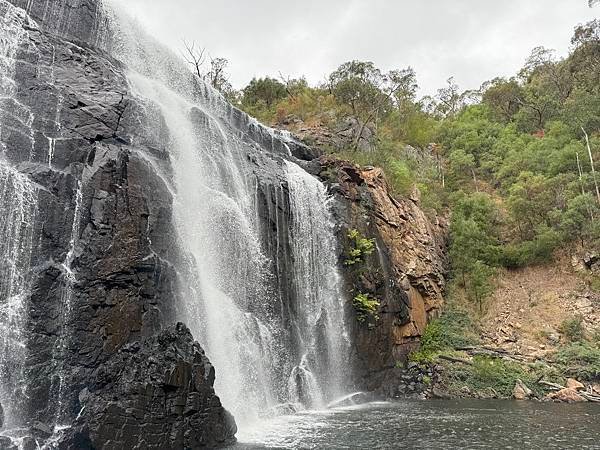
[59,323,237,449]
[0,0,235,446]
[9,0,104,43]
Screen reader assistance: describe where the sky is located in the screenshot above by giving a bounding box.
[110,0,599,97]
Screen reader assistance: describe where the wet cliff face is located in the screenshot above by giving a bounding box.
[0,0,235,447]
[314,158,448,388]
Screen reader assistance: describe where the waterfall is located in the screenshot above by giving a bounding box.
[0,162,38,428]
[286,161,349,407]
[51,182,84,427]
[98,0,352,428]
[0,0,38,430]
[0,0,354,438]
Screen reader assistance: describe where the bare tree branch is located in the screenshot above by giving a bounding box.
[181,39,206,79]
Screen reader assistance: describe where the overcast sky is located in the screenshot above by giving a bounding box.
[110,1,599,97]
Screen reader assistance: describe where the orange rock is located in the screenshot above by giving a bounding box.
[546,388,587,403]
[566,378,585,391]
[513,379,532,400]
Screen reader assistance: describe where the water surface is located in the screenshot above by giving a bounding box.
[232,400,600,449]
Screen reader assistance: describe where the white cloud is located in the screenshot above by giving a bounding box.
[108,0,599,96]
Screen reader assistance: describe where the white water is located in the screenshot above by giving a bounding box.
[102,0,352,430]
[0,0,38,430]
[286,161,349,408]
[51,182,83,427]
[0,160,37,428]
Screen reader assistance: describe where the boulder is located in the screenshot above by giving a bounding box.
[546,388,587,403]
[566,378,585,391]
[513,379,533,400]
[59,323,237,449]
[32,421,53,438]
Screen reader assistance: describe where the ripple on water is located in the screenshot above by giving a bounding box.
[231,399,600,450]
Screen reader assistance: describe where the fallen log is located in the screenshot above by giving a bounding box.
[438,355,472,366]
[538,380,564,391]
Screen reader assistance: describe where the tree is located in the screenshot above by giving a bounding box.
[182,40,235,99]
[482,77,523,123]
[182,39,206,79]
[278,73,309,101]
[581,126,600,205]
[561,194,597,245]
[520,47,572,103]
[205,58,233,94]
[241,77,287,109]
[507,172,555,239]
[570,20,600,92]
[468,260,495,312]
[329,61,416,149]
[432,78,478,118]
[449,192,501,287]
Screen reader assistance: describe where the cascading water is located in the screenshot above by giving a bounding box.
[0,162,38,429]
[98,0,353,429]
[0,0,354,440]
[50,182,83,427]
[286,161,349,408]
[127,71,282,425]
[0,0,39,431]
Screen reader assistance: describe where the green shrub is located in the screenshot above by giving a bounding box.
[344,229,375,266]
[352,293,380,323]
[590,277,600,293]
[447,356,541,398]
[559,316,585,343]
[554,343,600,381]
[498,227,562,268]
[409,309,479,363]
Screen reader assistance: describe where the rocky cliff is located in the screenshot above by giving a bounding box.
[308,157,448,390]
[0,0,235,447]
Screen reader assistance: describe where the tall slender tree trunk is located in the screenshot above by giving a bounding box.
[577,152,594,221]
[582,126,600,206]
[471,169,479,192]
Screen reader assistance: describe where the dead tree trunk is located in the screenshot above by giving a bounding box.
[582,126,600,206]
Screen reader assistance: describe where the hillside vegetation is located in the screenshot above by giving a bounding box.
[227,20,600,311]
[193,20,600,390]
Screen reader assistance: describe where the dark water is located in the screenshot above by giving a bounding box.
[232,400,600,449]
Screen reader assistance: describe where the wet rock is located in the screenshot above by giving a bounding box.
[21,437,38,450]
[327,392,373,408]
[32,421,53,438]
[8,0,103,44]
[61,323,236,449]
[513,379,533,400]
[566,378,585,391]
[268,403,300,416]
[0,0,184,433]
[431,386,451,399]
[0,437,16,450]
